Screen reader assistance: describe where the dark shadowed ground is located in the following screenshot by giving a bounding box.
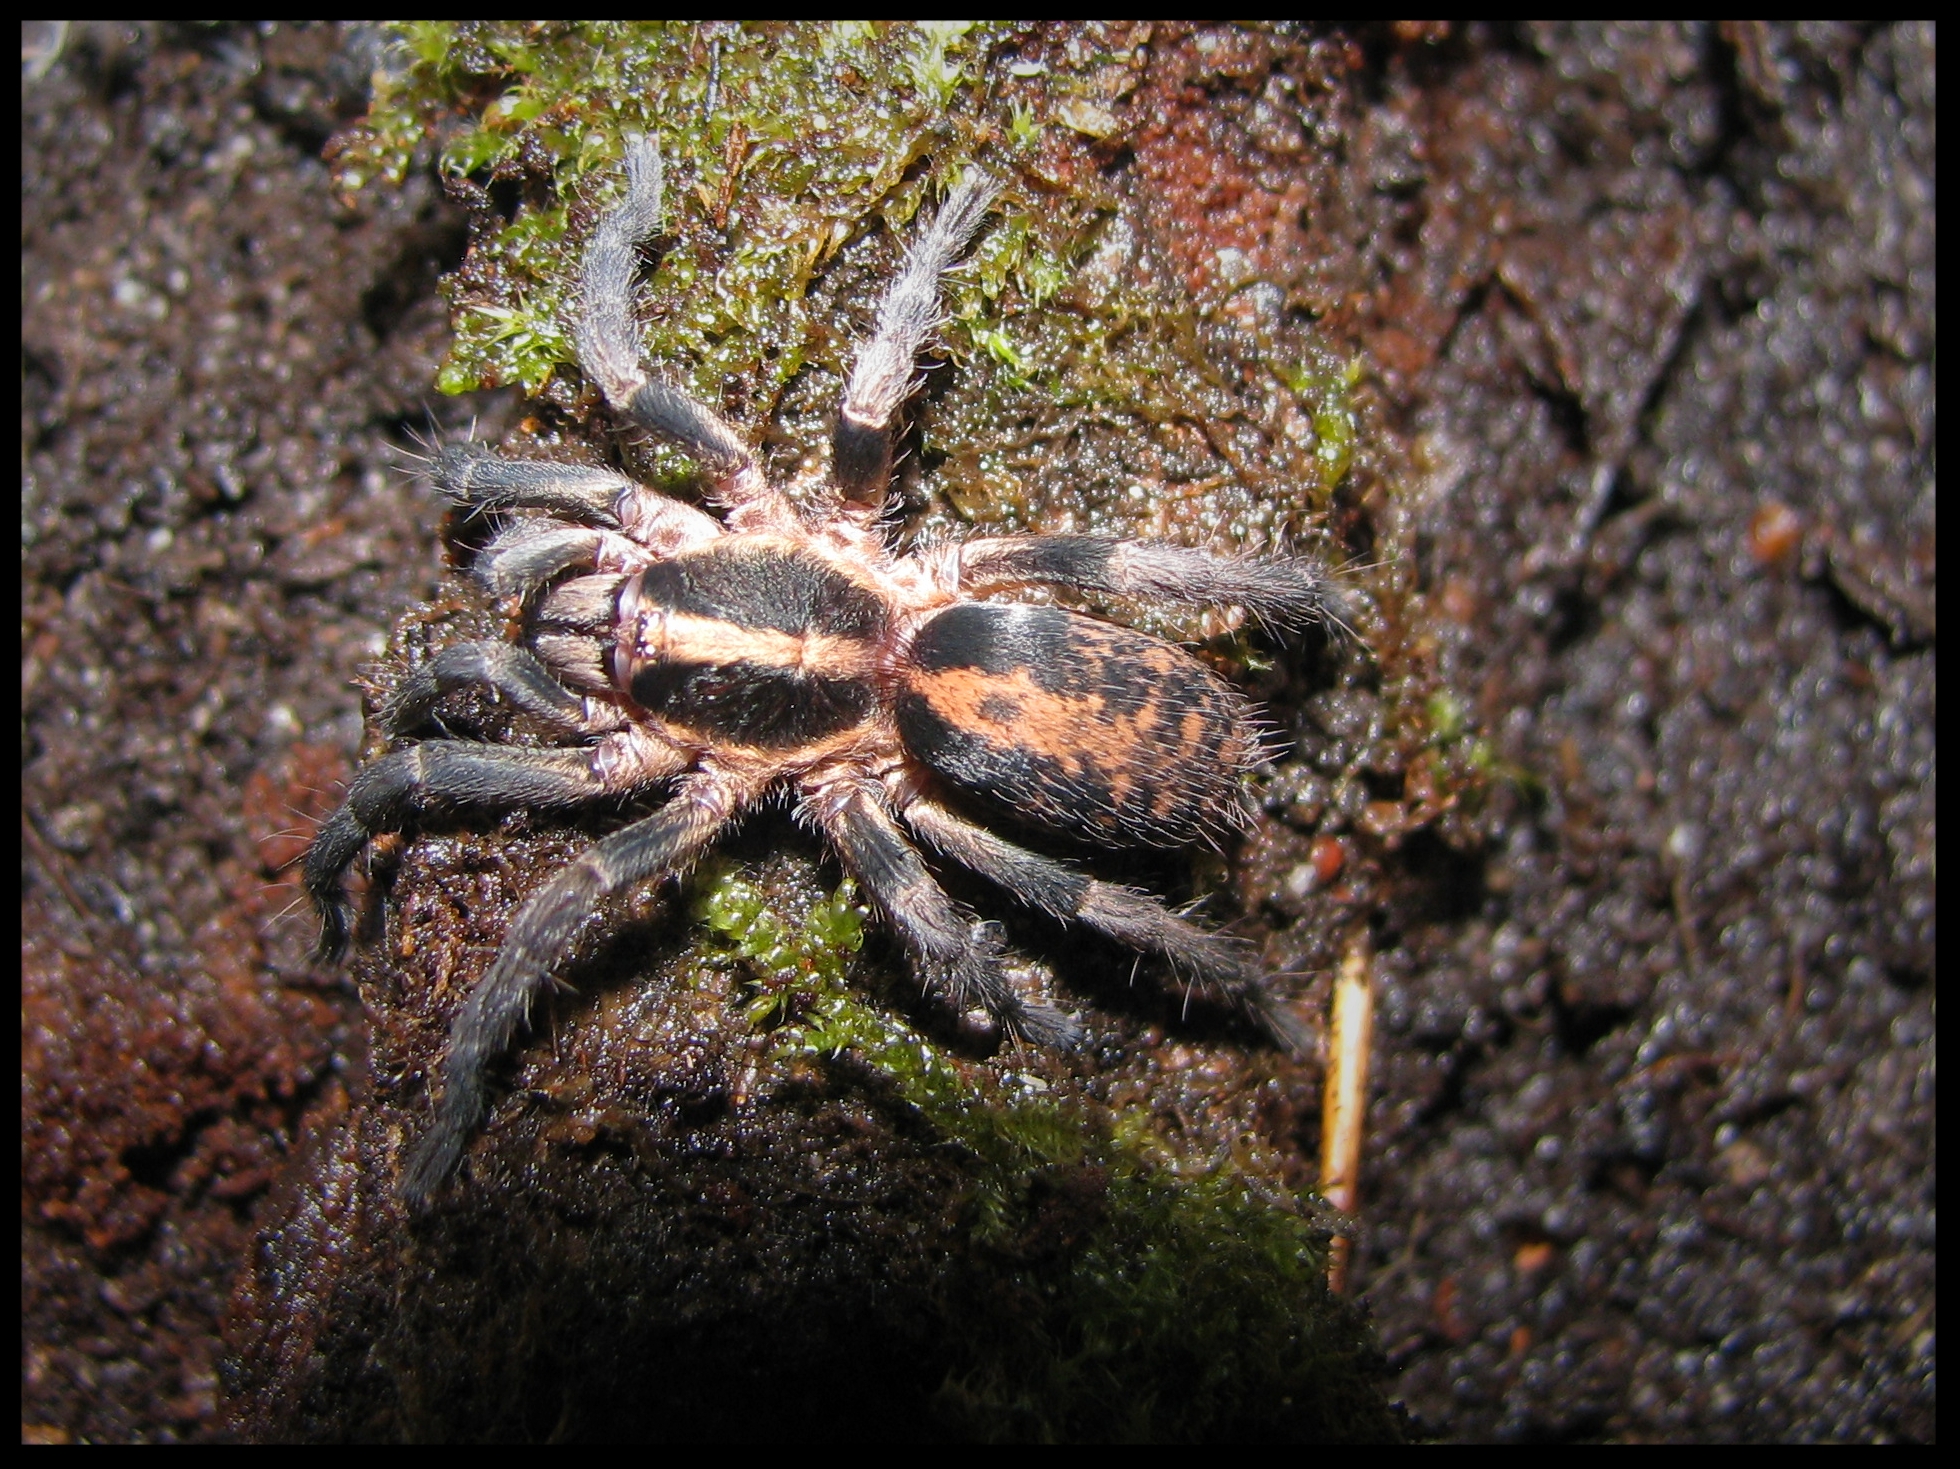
[23,22,1932,1442]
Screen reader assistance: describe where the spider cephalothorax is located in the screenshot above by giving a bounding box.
[307,138,1345,1208]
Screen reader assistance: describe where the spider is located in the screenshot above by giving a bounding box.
[307,137,1346,1209]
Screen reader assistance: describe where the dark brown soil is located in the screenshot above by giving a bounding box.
[22,22,1932,1442]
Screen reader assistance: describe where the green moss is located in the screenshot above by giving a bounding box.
[334,22,1362,554]
[945,1165,1394,1441]
[1425,688,1467,744]
[685,855,1387,1439]
[688,857,862,1029]
[336,22,1033,416]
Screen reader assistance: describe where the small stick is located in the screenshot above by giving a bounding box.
[1321,931,1374,1294]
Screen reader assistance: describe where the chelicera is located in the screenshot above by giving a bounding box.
[307,137,1344,1208]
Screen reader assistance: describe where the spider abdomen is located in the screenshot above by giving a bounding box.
[897,603,1257,848]
[615,539,888,750]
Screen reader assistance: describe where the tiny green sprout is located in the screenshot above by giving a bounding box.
[691,861,864,1031]
[1426,689,1468,744]
[972,324,1033,388]
[1007,102,1042,150]
[1313,395,1356,485]
[907,22,977,108]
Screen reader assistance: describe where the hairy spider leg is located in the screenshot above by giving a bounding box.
[473,523,613,602]
[573,135,783,526]
[832,169,1002,509]
[572,133,665,426]
[381,641,601,739]
[430,441,722,583]
[805,778,1080,1047]
[900,796,1311,1054]
[958,534,1350,632]
[399,767,758,1209]
[430,442,642,526]
[304,735,690,962]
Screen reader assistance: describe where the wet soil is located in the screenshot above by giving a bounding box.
[22,22,1932,1442]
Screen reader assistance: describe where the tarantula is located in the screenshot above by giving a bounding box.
[307,137,1344,1208]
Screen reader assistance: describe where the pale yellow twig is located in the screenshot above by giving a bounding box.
[1321,931,1374,1294]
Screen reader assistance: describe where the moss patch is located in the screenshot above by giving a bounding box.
[685,859,1398,1440]
[332,23,1361,556]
